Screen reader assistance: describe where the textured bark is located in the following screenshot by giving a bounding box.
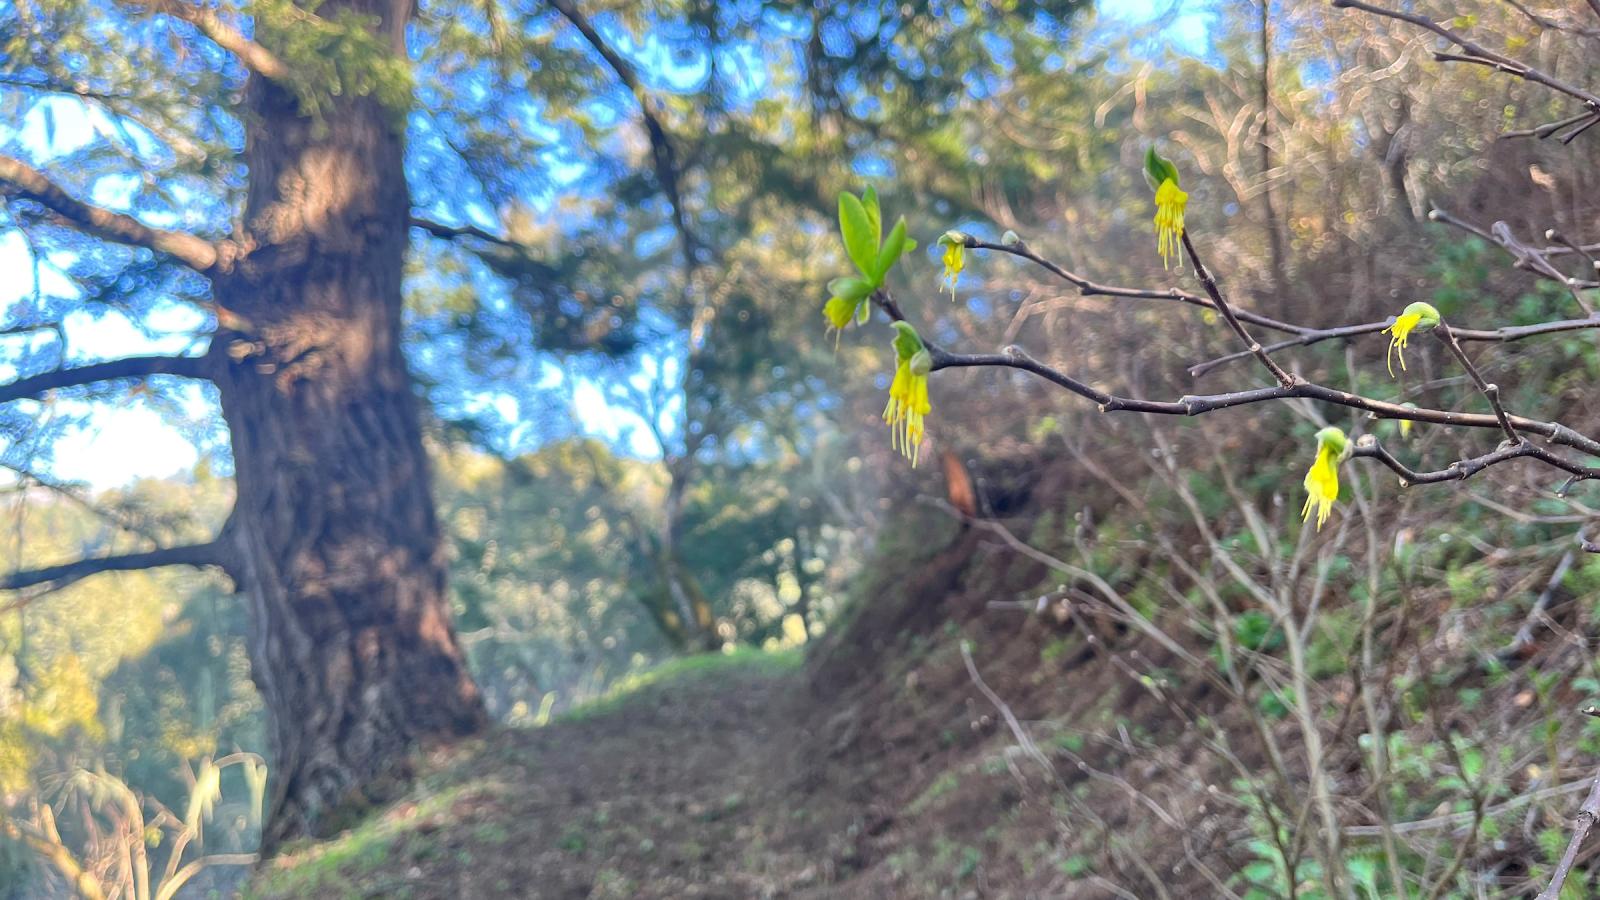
[212,0,485,853]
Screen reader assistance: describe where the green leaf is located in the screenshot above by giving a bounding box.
[862,185,882,247]
[828,276,874,302]
[1144,146,1179,189]
[874,217,909,281]
[838,191,879,280]
[891,321,923,359]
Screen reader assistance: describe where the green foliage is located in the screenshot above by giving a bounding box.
[558,647,800,723]
[255,0,414,126]
[1143,146,1180,189]
[828,188,917,328]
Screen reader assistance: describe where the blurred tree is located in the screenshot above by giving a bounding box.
[0,0,1092,849]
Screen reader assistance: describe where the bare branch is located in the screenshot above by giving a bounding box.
[0,155,231,273]
[1180,230,1295,387]
[1350,436,1600,486]
[969,236,1311,338]
[1190,313,1600,377]
[0,354,212,405]
[0,817,106,900]
[1499,549,1576,660]
[153,853,257,900]
[1432,323,1519,444]
[1537,765,1600,899]
[1429,208,1599,317]
[0,539,230,595]
[1501,110,1600,141]
[409,215,518,248]
[1332,0,1600,110]
[920,337,1600,458]
[546,0,698,267]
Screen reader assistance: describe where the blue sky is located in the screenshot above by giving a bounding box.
[0,0,1216,490]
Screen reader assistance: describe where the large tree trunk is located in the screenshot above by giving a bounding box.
[212,0,485,853]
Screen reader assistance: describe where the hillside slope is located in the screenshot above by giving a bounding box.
[249,457,1600,898]
[246,527,1243,898]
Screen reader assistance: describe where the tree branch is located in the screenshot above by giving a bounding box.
[1433,322,1520,444]
[865,267,1600,499]
[1188,312,1600,377]
[930,236,1600,458]
[1181,229,1295,387]
[0,155,230,273]
[546,0,698,267]
[0,818,106,900]
[925,339,1600,456]
[0,540,230,594]
[408,214,518,248]
[136,0,290,82]
[1351,436,1600,486]
[1332,0,1600,110]
[0,354,212,405]
[969,236,1311,338]
[1537,765,1600,900]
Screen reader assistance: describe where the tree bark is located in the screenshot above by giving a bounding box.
[212,0,485,852]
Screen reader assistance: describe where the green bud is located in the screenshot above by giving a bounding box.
[1314,426,1350,460]
[1144,147,1180,191]
[1402,301,1440,329]
[910,348,933,377]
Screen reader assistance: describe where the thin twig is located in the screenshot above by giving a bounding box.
[1537,764,1600,900]
[1433,323,1519,444]
[1179,231,1295,387]
[1332,0,1600,109]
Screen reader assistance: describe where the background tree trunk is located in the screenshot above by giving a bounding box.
[213,0,486,852]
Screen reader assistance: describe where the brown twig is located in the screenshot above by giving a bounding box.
[967,236,1311,338]
[1332,0,1600,110]
[1179,230,1295,387]
[1537,764,1600,900]
[1432,322,1520,445]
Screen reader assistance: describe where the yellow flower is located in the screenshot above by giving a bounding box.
[883,322,932,466]
[1153,178,1187,269]
[1301,427,1349,530]
[938,231,966,300]
[1382,301,1440,376]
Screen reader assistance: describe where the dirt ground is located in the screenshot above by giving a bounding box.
[246,529,1240,900]
[248,655,882,899]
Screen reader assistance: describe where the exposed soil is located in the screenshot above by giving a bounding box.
[248,656,877,899]
[248,508,1247,899]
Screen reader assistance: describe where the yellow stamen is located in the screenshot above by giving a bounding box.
[1154,178,1188,270]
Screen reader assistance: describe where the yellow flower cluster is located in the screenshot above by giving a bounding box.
[883,322,932,466]
[938,231,965,300]
[1153,178,1188,270]
[1382,301,1440,376]
[1301,427,1348,530]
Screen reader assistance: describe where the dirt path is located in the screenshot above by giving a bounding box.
[250,656,853,900]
